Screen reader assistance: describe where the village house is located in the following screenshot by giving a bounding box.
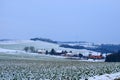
[88,54,104,59]
[37,49,46,54]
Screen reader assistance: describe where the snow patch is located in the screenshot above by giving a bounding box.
[0,40,33,44]
[0,48,25,54]
[88,72,120,80]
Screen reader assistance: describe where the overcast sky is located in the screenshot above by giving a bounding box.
[0,0,120,43]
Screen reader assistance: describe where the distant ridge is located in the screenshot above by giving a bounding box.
[30,37,120,53]
[30,38,88,44]
[0,39,13,41]
[30,38,58,44]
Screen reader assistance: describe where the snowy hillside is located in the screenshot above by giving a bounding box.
[59,41,99,48]
[0,40,101,56]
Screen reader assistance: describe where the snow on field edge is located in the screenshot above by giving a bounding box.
[87,72,120,80]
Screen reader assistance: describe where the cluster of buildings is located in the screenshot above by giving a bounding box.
[37,49,105,60]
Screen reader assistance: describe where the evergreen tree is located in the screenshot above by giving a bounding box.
[50,48,56,55]
[45,50,49,55]
[79,53,83,58]
[105,51,120,62]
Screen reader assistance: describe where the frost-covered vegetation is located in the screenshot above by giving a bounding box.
[0,58,120,80]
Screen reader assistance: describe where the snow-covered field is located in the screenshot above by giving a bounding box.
[0,58,120,80]
[0,40,119,80]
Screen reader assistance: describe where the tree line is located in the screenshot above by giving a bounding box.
[23,47,83,58]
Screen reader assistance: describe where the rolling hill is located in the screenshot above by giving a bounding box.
[0,40,101,56]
